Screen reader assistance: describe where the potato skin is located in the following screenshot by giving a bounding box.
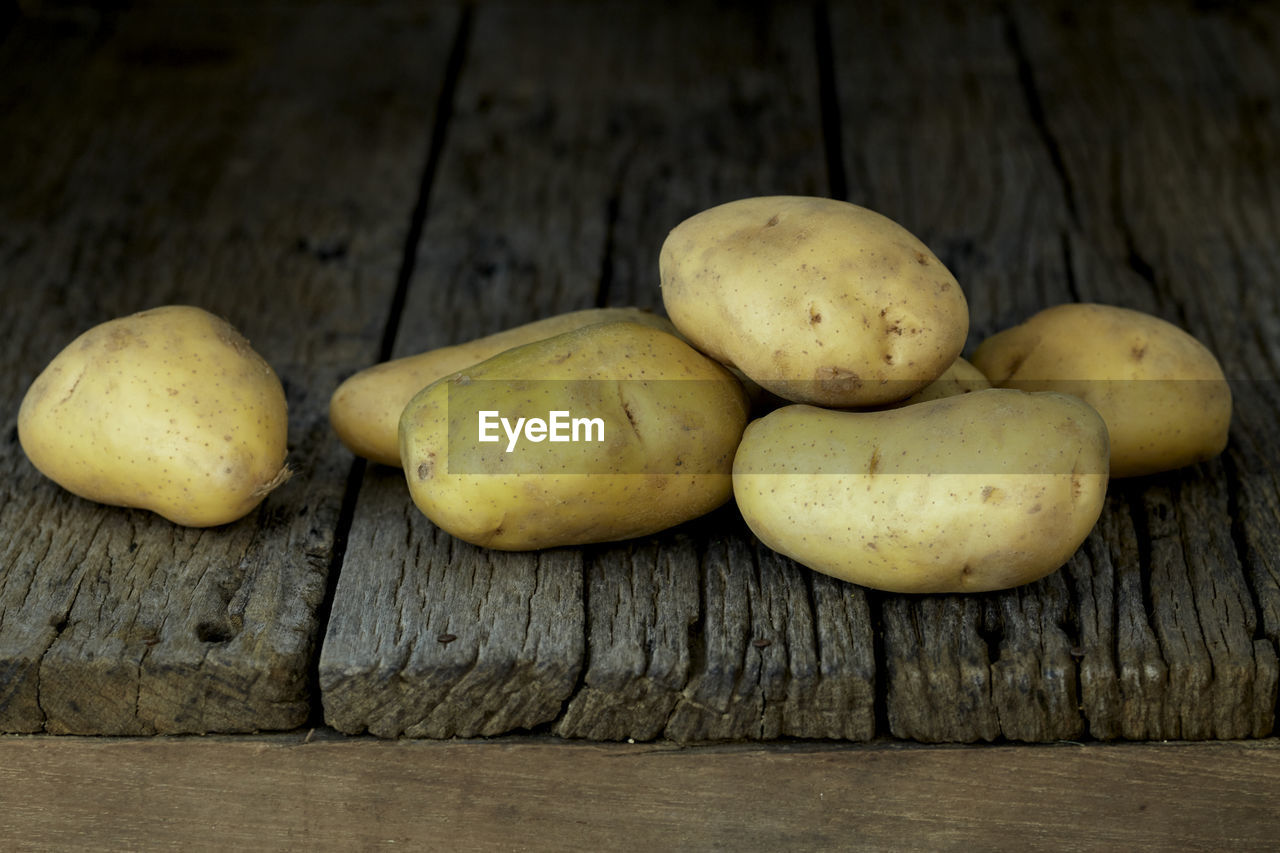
[660,196,968,407]
[970,303,1231,478]
[399,321,749,550]
[330,307,676,467]
[732,389,1109,593]
[18,306,289,527]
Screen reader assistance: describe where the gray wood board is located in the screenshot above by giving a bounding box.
[0,2,459,733]
[318,0,879,742]
[833,0,1279,741]
[1010,0,1280,740]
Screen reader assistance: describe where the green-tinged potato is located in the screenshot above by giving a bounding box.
[400,321,750,550]
[733,389,1109,593]
[883,356,990,408]
[660,195,969,407]
[970,303,1231,478]
[18,305,290,527]
[331,307,677,467]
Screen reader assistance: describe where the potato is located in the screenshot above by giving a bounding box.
[399,321,749,550]
[883,356,990,408]
[732,389,1109,593]
[17,305,290,527]
[970,303,1231,478]
[330,307,676,467]
[660,195,969,407]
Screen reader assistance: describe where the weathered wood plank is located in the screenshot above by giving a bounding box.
[319,467,584,738]
[1068,492,1169,740]
[832,0,1279,741]
[1009,0,1280,739]
[3,735,1280,852]
[550,534,702,741]
[830,0,1088,743]
[555,512,876,743]
[319,0,878,741]
[658,515,876,742]
[0,2,459,733]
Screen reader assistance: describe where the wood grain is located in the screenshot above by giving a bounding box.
[830,0,1091,744]
[831,0,1280,741]
[319,467,585,738]
[1009,0,1280,740]
[0,2,459,733]
[2,734,1279,852]
[319,0,878,742]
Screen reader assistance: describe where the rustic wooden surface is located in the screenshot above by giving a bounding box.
[0,2,460,732]
[3,734,1280,852]
[317,0,879,743]
[829,0,1280,743]
[2,0,1280,744]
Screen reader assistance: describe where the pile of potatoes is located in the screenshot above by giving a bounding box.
[17,196,1232,595]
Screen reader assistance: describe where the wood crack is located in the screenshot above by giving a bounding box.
[865,588,890,738]
[1222,436,1280,649]
[976,595,1005,737]
[663,536,712,742]
[552,545,597,724]
[306,456,367,727]
[998,1,1079,224]
[812,0,847,201]
[593,188,622,308]
[1125,487,1161,674]
[375,3,473,365]
[1059,229,1082,305]
[31,511,104,732]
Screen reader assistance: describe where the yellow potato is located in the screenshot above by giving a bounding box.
[330,307,675,466]
[970,303,1231,478]
[400,321,749,550]
[660,195,969,407]
[18,306,289,527]
[883,356,990,408]
[733,389,1109,593]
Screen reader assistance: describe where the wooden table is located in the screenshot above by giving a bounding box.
[3,0,1279,847]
